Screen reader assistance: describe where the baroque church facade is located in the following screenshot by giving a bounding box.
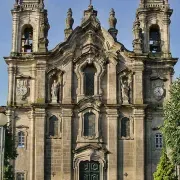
[4,0,178,179]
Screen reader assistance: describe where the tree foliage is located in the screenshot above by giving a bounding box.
[153,149,177,180]
[4,126,17,180]
[162,78,180,165]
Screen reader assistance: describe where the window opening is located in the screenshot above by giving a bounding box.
[155,133,163,149]
[49,116,58,137]
[16,173,25,180]
[84,112,95,137]
[149,25,161,53]
[18,131,25,148]
[21,27,33,53]
[83,65,96,96]
[121,117,130,138]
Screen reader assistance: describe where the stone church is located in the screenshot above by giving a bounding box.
[4,0,178,179]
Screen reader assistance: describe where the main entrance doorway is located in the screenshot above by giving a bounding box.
[79,161,100,180]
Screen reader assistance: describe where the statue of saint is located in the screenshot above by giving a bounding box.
[51,80,59,103]
[121,77,130,104]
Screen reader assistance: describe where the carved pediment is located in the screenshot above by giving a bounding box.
[77,97,102,112]
[74,144,107,154]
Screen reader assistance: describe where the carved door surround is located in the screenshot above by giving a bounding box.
[73,145,107,180]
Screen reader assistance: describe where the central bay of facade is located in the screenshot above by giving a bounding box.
[5,0,177,179]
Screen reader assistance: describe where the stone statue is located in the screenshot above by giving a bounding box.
[109,8,117,29]
[66,8,74,30]
[121,77,130,104]
[16,0,22,5]
[51,80,60,103]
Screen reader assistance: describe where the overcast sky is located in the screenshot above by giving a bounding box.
[0,0,179,105]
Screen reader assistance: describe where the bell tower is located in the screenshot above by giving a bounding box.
[11,0,49,55]
[136,0,172,57]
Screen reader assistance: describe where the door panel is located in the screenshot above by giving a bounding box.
[79,161,100,180]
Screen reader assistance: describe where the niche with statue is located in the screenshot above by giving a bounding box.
[47,68,64,103]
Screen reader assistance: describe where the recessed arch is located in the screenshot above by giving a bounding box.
[149,24,161,53]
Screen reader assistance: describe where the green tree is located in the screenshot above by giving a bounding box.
[153,149,177,180]
[162,78,180,165]
[4,126,17,180]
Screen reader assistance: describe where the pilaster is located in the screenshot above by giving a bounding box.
[133,60,144,104]
[34,107,46,180]
[35,60,46,103]
[61,108,73,180]
[8,63,14,105]
[62,61,72,104]
[133,106,146,180]
[107,60,117,104]
[107,108,118,180]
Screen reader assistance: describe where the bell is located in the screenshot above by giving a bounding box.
[24,39,31,49]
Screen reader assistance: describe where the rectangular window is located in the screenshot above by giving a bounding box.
[16,173,25,180]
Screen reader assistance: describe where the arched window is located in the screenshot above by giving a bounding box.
[21,26,33,53]
[149,25,161,53]
[18,131,25,147]
[155,133,163,149]
[83,65,96,96]
[121,117,130,138]
[16,172,25,180]
[49,115,58,137]
[84,112,95,137]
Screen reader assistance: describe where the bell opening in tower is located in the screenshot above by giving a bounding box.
[149,25,161,53]
[21,25,33,53]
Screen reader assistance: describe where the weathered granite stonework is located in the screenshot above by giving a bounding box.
[4,0,178,180]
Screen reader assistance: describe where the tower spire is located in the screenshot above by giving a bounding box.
[90,0,92,5]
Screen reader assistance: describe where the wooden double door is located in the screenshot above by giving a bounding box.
[79,161,100,180]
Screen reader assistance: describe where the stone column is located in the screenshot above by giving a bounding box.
[107,108,118,180]
[61,108,73,180]
[107,60,117,104]
[36,60,46,103]
[133,106,146,180]
[8,64,14,105]
[34,107,46,180]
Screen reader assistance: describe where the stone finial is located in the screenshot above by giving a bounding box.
[64,8,74,40]
[133,17,143,54]
[66,8,74,30]
[109,8,117,29]
[108,8,118,41]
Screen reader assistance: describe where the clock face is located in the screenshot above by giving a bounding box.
[154,86,164,99]
[17,86,28,96]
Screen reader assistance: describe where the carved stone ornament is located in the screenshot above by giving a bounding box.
[108,8,117,29]
[16,79,30,101]
[65,8,74,30]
